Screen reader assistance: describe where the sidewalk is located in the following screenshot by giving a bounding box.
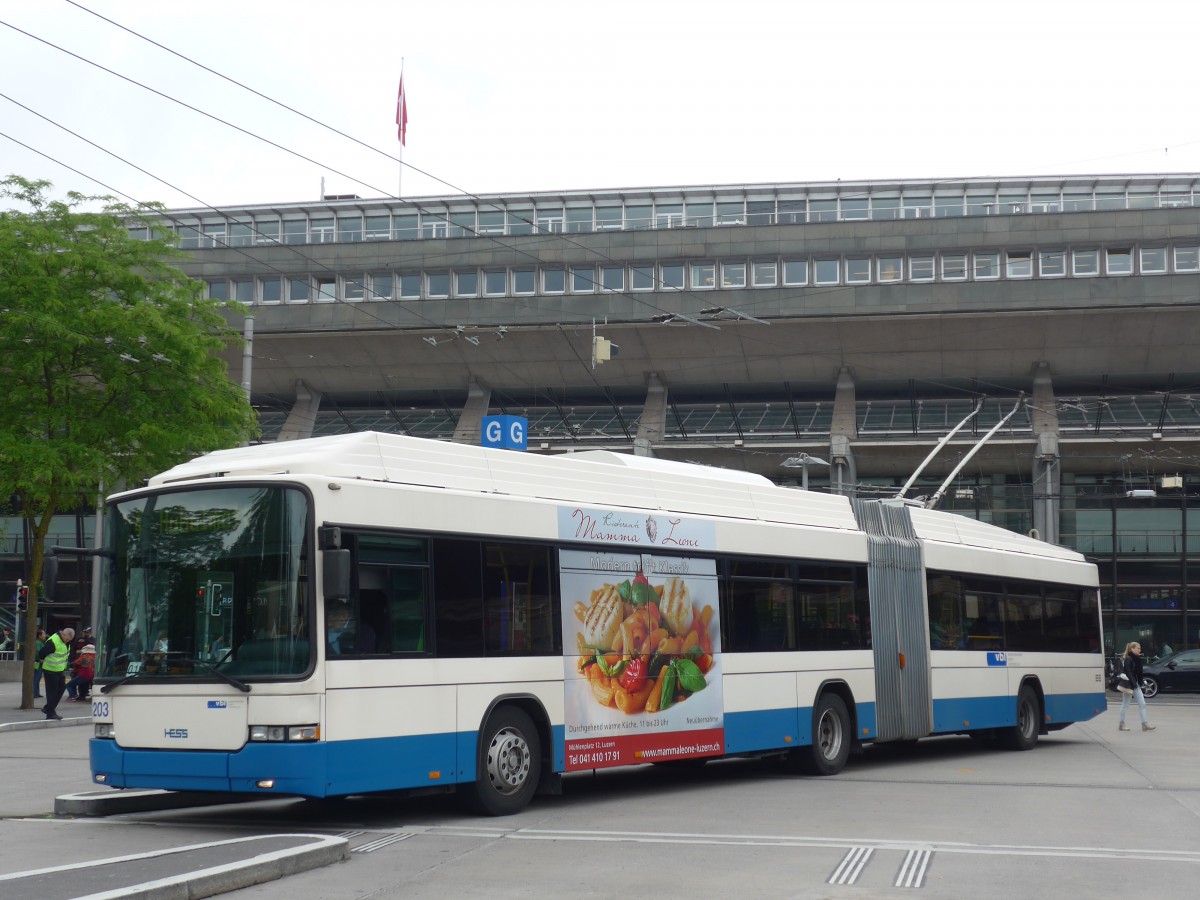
[0,678,92,733]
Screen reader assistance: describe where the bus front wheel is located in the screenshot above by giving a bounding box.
[1002,685,1040,751]
[793,693,851,776]
[460,706,542,816]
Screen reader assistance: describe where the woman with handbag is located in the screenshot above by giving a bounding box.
[1117,641,1156,732]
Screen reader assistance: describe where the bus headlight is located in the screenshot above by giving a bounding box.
[94,723,115,739]
[249,724,319,742]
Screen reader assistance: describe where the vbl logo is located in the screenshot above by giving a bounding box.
[164,728,189,739]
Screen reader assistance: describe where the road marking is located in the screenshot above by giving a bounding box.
[896,848,933,888]
[828,846,873,884]
[353,832,414,854]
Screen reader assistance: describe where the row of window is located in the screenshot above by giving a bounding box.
[206,243,1200,304]
[159,182,1200,247]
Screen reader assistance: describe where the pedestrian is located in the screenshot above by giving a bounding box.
[1117,641,1156,732]
[0,626,12,652]
[32,627,47,699]
[67,644,96,702]
[36,626,75,720]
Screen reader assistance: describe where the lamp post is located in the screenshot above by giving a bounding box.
[782,453,830,491]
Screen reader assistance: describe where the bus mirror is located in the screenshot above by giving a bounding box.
[323,548,351,601]
[42,554,59,601]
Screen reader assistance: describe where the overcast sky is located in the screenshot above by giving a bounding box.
[3,0,1200,211]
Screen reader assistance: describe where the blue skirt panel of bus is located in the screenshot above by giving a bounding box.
[931,691,1105,734]
[718,703,878,754]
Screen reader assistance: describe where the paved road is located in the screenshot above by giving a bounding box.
[2,684,1198,899]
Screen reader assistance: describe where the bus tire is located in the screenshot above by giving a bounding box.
[1002,685,1040,751]
[795,693,851,776]
[460,706,541,816]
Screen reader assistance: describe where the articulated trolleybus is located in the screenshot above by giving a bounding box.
[66,432,1104,815]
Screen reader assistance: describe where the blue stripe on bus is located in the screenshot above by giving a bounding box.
[932,692,1106,733]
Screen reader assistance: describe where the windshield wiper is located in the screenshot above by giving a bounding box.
[100,669,148,694]
[100,659,251,693]
[185,658,251,693]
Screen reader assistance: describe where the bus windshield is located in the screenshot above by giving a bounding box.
[98,485,312,681]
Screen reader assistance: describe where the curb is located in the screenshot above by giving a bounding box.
[0,714,92,733]
[56,789,258,817]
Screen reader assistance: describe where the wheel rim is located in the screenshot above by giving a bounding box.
[1018,696,1036,739]
[484,726,531,795]
[1141,679,1158,698]
[816,708,844,760]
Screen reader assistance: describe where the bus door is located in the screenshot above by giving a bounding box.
[855,501,933,741]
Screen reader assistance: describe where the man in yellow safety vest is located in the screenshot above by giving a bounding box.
[37,627,76,720]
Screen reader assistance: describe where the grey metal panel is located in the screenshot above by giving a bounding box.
[854,500,932,741]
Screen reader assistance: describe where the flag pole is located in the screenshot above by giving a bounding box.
[397,59,405,199]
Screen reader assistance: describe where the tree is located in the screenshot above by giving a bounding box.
[0,176,258,709]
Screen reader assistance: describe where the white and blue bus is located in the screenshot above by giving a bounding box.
[56,432,1104,815]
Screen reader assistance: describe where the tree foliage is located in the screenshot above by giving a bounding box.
[0,176,257,707]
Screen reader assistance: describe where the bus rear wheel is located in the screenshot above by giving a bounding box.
[460,706,541,816]
[1001,685,1040,751]
[792,693,851,776]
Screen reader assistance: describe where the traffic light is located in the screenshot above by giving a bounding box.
[17,584,28,612]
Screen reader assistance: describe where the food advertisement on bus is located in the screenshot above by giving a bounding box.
[561,548,723,771]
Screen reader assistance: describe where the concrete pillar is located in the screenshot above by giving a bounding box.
[452,377,491,445]
[634,372,669,457]
[830,367,858,497]
[1030,362,1061,544]
[277,380,323,442]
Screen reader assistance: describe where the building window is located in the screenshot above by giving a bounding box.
[232,279,254,303]
[595,207,622,230]
[338,216,363,242]
[902,196,932,219]
[343,274,366,301]
[1106,248,1133,275]
[364,215,391,240]
[878,257,903,282]
[288,277,309,304]
[310,219,334,243]
[542,268,566,293]
[655,204,683,229]
[315,276,336,302]
[1063,193,1093,212]
[909,256,935,281]
[455,270,479,297]
[840,198,869,220]
[814,258,840,285]
[871,198,900,220]
[715,201,745,225]
[484,270,508,296]
[370,274,392,300]
[660,264,684,289]
[691,262,716,289]
[685,202,714,227]
[631,265,655,290]
[393,214,419,240]
[1039,250,1066,277]
[421,217,449,239]
[934,196,964,217]
[966,194,995,216]
[512,268,536,294]
[721,261,747,288]
[282,220,308,244]
[1006,252,1033,279]
[845,257,871,284]
[399,273,421,298]
[809,200,837,223]
[571,266,596,292]
[752,261,777,287]
[600,266,625,292]
[506,210,533,236]
[426,272,450,297]
[448,212,475,238]
[1174,246,1200,272]
[1139,247,1167,274]
[477,211,505,235]
[566,208,593,233]
[941,254,967,280]
[974,252,1000,279]
[625,205,652,230]
[746,200,774,225]
[229,222,254,247]
[782,259,809,285]
[206,280,228,301]
[777,199,805,224]
[536,208,564,233]
[1072,249,1099,276]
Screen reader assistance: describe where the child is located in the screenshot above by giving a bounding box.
[67,644,96,702]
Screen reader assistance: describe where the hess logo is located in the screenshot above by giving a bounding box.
[163,728,189,739]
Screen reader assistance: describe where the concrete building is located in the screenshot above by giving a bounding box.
[5,173,1200,656]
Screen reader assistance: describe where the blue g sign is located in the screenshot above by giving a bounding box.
[482,415,527,451]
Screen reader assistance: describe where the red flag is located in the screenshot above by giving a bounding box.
[396,76,408,146]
